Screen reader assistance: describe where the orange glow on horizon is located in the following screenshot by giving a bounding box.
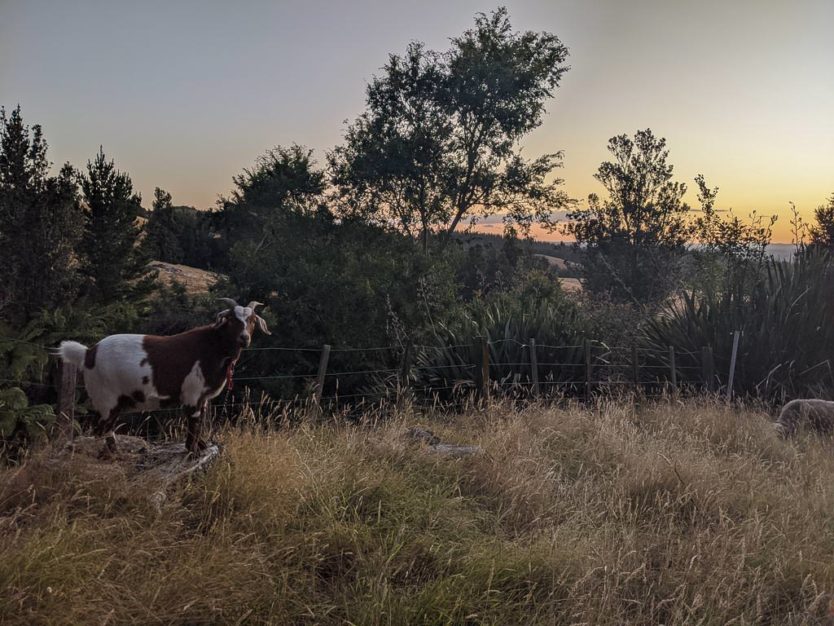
[470,222,574,243]
[470,200,829,245]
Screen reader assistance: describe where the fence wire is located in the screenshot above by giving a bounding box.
[2,337,729,422]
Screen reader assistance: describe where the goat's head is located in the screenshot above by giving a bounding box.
[214,298,271,347]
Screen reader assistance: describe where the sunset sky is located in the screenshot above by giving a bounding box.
[2,0,832,242]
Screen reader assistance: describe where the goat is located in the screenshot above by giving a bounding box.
[57,298,270,456]
[773,398,834,438]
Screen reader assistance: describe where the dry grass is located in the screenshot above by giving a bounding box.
[3,399,834,624]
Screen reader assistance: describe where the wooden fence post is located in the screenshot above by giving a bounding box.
[57,360,76,441]
[701,346,714,392]
[399,344,412,393]
[668,346,677,392]
[726,330,741,402]
[314,344,331,406]
[481,336,490,402]
[584,340,592,402]
[529,338,540,397]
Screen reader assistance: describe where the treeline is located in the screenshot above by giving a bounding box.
[2,8,834,446]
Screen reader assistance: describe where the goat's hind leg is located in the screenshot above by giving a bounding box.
[94,408,120,459]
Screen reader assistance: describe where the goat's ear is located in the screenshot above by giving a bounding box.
[213,310,230,328]
[255,314,271,335]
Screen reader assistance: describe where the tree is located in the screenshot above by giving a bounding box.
[79,148,151,300]
[565,129,690,302]
[215,145,326,266]
[690,174,775,295]
[143,188,217,269]
[809,194,834,250]
[329,8,571,250]
[230,144,325,211]
[0,106,83,323]
[143,187,183,263]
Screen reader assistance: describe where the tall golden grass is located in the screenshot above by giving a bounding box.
[3,399,834,624]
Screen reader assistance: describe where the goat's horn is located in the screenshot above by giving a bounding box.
[247,301,264,310]
[218,298,239,310]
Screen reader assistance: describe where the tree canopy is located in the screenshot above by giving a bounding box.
[0,106,83,323]
[79,148,151,301]
[329,8,571,249]
[565,129,690,302]
[809,194,834,251]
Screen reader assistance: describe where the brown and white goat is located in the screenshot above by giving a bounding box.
[57,298,270,456]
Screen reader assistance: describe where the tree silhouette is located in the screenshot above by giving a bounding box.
[809,194,834,251]
[215,145,326,268]
[330,8,571,250]
[566,129,690,302]
[0,106,83,323]
[79,148,151,301]
[143,188,215,268]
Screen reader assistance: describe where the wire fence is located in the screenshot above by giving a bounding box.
[2,335,733,429]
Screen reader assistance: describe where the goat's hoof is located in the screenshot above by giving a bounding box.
[186,440,208,457]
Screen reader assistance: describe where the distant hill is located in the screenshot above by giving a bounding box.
[766,244,797,260]
[451,231,583,263]
[149,261,222,294]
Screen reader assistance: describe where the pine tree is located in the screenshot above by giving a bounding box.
[79,147,151,301]
[0,106,83,324]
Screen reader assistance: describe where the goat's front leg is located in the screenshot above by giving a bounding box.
[184,402,208,455]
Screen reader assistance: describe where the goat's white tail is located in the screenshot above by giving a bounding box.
[58,340,88,369]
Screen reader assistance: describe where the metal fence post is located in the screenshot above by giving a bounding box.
[529,338,540,397]
[669,346,677,392]
[727,331,741,402]
[584,340,592,402]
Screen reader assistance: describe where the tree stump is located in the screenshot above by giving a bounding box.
[59,435,222,512]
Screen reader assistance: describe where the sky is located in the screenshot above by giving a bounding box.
[2,0,832,242]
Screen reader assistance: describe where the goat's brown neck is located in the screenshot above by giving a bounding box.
[178,324,242,360]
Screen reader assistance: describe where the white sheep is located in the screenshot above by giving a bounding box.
[773,398,834,437]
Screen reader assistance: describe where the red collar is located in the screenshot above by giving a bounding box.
[226,357,238,390]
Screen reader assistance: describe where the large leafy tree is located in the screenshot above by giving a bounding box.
[0,106,83,323]
[565,129,690,303]
[79,148,151,301]
[329,8,571,250]
[215,145,326,266]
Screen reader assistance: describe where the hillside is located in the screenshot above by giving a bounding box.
[3,400,834,624]
[451,231,583,264]
[149,261,223,294]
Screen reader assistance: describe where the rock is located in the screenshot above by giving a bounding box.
[403,426,481,457]
[427,443,482,458]
[404,426,441,446]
